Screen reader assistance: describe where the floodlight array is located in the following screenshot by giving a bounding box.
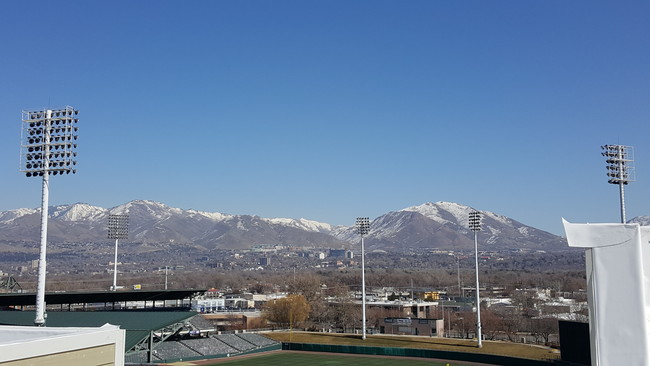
[601,145,635,185]
[356,217,370,235]
[469,211,482,232]
[108,214,129,239]
[21,107,79,177]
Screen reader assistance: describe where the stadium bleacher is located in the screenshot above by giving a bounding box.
[181,337,238,356]
[188,314,216,330]
[238,333,279,347]
[154,341,201,360]
[148,333,278,362]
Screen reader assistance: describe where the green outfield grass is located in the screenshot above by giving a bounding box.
[209,352,474,366]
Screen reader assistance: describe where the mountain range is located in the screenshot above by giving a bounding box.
[0,200,579,252]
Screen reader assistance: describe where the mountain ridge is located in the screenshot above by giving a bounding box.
[0,200,583,251]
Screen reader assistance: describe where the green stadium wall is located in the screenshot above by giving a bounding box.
[282,342,558,366]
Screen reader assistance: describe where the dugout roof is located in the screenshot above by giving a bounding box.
[0,310,197,352]
[0,289,204,307]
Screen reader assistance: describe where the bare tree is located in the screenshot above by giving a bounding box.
[326,301,359,332]
[529,318,558,345]
[452,311,476,339]
[480,307,503,341]
[500,310,525,342]
[288,272,322,302]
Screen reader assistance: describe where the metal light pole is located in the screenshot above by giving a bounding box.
[469,210,482,348]
[20,107,79,326]
[165,266,169,290]
[356,217,370,340]
[456,255,462,298]
[601,145,635,223]
[108,214,129,291]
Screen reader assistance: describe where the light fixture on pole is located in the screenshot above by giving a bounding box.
[20,106,79,326]
[469,210,482,348]
[108,214,129,291]
[601,145,635,223]
[356,217,370,340]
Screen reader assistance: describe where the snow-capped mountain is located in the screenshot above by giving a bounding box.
[333,202,568,251]
[0,208,39,224]
[0,200,572,251]
[50,203,106,222]
[0,200,346,249]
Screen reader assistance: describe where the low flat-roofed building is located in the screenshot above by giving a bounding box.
[366,300,438,318]
[379,317,444,337]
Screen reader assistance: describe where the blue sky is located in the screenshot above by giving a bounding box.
[1,1,648,235]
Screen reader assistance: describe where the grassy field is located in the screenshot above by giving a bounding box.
[262,332,560,361]
[205,352,479,366]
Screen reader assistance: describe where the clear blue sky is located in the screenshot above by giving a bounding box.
[1,1,648,235]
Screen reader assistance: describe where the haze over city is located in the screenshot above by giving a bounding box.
[1,1,649,236]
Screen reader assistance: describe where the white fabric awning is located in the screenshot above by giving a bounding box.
[563,219,650,366]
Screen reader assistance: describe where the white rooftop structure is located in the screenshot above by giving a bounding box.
[0,323,125,365]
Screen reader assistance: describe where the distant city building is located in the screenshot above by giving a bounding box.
[365,300,438,318]
[192,297,226,313]
[251,244,278,253]
[424,291,441,301]
[329,249,345,257]
[259,257,270,266]
[329,249,353,259]
[379,317,444,337]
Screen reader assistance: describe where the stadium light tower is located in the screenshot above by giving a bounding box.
[356,217,370,340]
[20,106,79,326]
[108,214,129,291]
[469,210,482,348]
[601,145,635,223]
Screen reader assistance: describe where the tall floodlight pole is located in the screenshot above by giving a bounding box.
[457,255,461,297]
[108,214,129,291]
[165,266,169,290]
[356,217,370,340]
[601,145,635,223]
[20,107,79,326]
[469,211,482,348]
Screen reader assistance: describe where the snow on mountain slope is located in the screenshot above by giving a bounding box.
[50,203,107,222]
[121,200,181,220]
[0,208,38,224]
[186,209,232,222]
[402,201,513,228]
[402,201,469,224]
[265,217,333,233]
